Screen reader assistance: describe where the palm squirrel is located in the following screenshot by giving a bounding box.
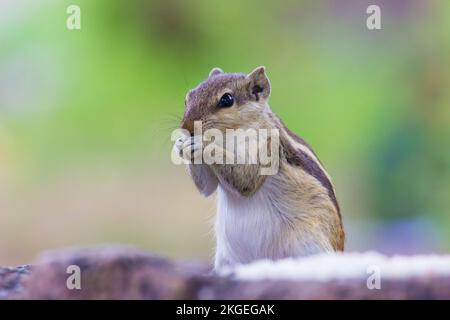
[173,67,344,270]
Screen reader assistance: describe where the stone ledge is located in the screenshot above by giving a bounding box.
[1,246,449,299]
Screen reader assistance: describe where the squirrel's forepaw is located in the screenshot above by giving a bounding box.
[174,135,203,163]
[173,136,186,160]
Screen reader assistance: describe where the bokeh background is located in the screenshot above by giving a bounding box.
[1,0,449,265]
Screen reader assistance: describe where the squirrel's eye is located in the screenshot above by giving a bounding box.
[218,93,234,108]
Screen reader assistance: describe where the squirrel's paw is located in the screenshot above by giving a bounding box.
[172,136,185,160]
[174,135,203,163]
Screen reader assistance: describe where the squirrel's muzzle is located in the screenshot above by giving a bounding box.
[181,118,195,136]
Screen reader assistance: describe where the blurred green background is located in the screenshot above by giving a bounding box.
[0,0,449,265]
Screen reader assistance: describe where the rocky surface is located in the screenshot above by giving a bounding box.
[0,265,30,299]
[1,246,449,299]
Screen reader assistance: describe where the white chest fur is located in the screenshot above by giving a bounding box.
[215,182,272,266]
[214,178,290,269]
[214,175,333,270]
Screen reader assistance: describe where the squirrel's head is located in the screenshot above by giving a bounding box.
[181,66,271,135]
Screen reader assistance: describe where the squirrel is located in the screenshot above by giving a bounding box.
[173,66,344,270]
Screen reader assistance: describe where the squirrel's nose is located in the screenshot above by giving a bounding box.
[181,118,195,136]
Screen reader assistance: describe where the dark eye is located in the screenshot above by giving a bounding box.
[218,93,234,108]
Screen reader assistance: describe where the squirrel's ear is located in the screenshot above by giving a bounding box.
[208,67,224,78]
[246,66,270,101]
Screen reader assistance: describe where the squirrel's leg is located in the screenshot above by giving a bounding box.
[211,163,266,197]
[175,135,218,197]
[174,134,266,197]
[186,164,218,197]
[206,140,267,197]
